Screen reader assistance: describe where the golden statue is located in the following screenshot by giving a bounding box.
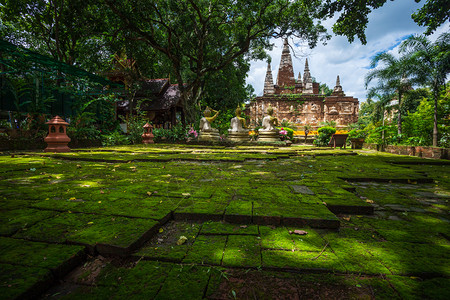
[199,106,219,132]
[260,105,278,131]
[229,106,246,132]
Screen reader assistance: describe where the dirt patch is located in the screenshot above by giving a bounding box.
[208,270,375,300]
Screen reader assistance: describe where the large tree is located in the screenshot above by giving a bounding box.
[103,0,330,122]
[1,0,109,69]
[400,33,450,146]
[365,53,415,136]
[320,0,450,43]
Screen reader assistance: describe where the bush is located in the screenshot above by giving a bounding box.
[101,131,130,146]
[67,112,101,140]
[313,126,336,146]
[348,128,368,140]
[277,127,294,141]
[153,123,187,142]
[119,114,146,144]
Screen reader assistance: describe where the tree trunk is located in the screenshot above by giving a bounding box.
[397,92,402,136]
[433,90,438,147]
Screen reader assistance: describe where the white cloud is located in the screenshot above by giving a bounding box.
[246,1,449,102]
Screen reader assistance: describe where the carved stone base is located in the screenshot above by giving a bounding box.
[198,131,220,142]
[227,130,249,142]
[257,130,280,142]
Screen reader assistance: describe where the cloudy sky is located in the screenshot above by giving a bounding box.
[246,1,449,102]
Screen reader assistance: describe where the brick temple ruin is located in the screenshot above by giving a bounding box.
[245,39,359,129]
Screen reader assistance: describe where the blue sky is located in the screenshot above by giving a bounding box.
[246,1,449,102]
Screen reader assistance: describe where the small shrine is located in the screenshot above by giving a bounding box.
[142,123,154,144]
[44,116,71,152]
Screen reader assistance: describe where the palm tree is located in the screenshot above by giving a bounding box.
[367,89,394,143]
[365,52,414,136]
[400,33,450,146]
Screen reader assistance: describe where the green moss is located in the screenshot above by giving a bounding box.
[14,212,158,248]
[0,237,84,270]
[67,215,159,248]
[222,235,261,267]
[135,222,201,261]
[0,263,52,300]
[154,264,213,300]
[176,198,228,216]
[200,221,258,235]
[323,235,390,274]
[387,275,450,300]
[183,235,227,265]
[259,226,295,250]
[262,249,345,272]
[367,242,450,276]
[0,208,57,236]
[113,261,174,299]
[224,200,252,218]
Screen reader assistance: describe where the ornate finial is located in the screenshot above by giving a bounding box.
[332,75,345,96]
[298,72,302,81]
[264,62,275,95]
[276,38,295,87]
[303,58,313,93]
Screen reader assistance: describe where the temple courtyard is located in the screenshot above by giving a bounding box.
[0,144,449,299]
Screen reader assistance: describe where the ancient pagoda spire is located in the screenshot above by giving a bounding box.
[303,58,313,93]
[263,62,275,95]
[276,38,295,88]
[332,75,345,96]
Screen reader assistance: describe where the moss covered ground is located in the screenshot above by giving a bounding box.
[0,144,449,299]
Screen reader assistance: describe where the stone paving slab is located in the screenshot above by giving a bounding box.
[0,145,449,298]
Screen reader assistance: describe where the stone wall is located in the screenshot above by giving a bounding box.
[246,95,358,129]
[363,143,449,160]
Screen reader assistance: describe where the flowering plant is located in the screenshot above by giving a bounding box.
[279,128,290,141]
[249,130,258,141]
[186,128,198,139]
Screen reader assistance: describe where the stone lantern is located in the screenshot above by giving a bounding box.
[142,123,154,144]
[44,116,71,152]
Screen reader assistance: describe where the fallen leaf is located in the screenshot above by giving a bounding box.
[147,191,153,196]
[366,199,374,204]
[159,228,164,233]
[289,230,308,235]
[98,201,101,204]
[240,225,248,229]
[100,190,105,194]
[182,193,191,197]
[343,216,351,221]
[177,236,187,245]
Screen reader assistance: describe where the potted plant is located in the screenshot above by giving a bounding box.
[348,129,368,149]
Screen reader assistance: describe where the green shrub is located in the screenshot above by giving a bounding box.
[153,123,187,142]
[119,114,146,144]
[313,126,336,146]
[101,131,130,146]
[348,129,368,140]
[277,127,294,140]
